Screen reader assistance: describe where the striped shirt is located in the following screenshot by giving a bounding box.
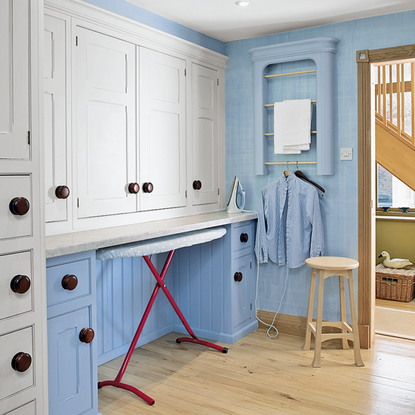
[255,172,324,268]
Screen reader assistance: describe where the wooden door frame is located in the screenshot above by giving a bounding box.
[357,44,415,348]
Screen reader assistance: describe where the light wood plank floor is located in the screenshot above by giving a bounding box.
[98,329,415,414]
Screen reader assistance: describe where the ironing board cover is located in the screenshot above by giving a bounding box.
[96,227,227,261]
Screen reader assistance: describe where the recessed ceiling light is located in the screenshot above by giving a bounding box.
[235,1,251,7]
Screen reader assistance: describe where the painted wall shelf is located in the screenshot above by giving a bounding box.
[249,37,339,175]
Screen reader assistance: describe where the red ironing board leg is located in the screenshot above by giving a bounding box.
[143,255,228,354]
[98,248,227,406]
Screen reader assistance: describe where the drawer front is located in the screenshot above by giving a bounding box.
[47,258,91,308]
[0,175,32,240]
[5,401,35,415]
[232,222,252,253]
[0,251,32,321]
[0,327,34,401]
[48,307,93,415]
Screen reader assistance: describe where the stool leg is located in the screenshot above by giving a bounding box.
[312,271,325,368]
[303,268,316,351]
[339,275,350,350]
[347,270,364,367]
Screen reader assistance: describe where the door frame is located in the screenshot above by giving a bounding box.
[356,44,415,348]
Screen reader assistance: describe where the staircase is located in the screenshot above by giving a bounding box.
[375,61,415,192]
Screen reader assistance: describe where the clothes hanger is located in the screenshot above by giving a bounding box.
[294,162,325,193]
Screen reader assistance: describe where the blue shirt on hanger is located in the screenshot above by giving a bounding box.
[255,171,324,268]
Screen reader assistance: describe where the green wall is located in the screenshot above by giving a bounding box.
[376,219,415,265]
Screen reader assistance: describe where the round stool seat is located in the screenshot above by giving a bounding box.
[305,256,359,271]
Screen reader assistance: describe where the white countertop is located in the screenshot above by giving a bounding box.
[45,211,258,258]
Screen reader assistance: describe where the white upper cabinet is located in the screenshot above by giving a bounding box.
[44,12,71,225]
[191,63,220,206]
[75,27,137,218]
[0,0,30,160]
[139,48,187,211]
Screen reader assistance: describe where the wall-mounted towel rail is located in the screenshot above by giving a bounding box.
[265,161,317,165]
[264,69,316,78]
[265,100,316,107]
[265,131,316,136]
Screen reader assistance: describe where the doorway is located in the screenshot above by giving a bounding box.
[357,44,415,348]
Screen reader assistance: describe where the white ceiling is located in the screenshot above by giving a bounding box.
[126,0,415,42]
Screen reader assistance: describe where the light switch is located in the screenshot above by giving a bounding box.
[340,148,353,160]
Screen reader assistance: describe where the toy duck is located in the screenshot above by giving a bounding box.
[378,251,413,269]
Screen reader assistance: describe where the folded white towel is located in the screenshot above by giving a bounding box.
[274,101,301,155]
[282,99,311,151]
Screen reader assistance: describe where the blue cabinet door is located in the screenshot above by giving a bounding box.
[232,253,253,329]
[47,306,94,415]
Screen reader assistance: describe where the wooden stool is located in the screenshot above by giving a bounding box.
[302,256,364,368]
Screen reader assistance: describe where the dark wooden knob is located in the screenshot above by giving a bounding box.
[9,197,30,216]
[79,328,95,344]
[128,183,140,194]
[10,275,31,294]
[11,352,32,372]
[234,272,243,282]
[55,185,70,199]
[142,182,154,193]
[61,274,78,291]
[193,180,202,190]
[240,233,249,243]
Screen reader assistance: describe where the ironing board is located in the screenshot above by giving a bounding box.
[96,227,228,405]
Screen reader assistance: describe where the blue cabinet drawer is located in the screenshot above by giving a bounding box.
[46,258,91,308]
[232,222,252,254]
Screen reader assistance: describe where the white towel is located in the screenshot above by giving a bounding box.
[281,99,311,151]
[274,101,301,155]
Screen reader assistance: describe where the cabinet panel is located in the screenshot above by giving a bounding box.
[232,254,253,329]
[0,251,32,321]
[76,27,137,218]
[0,0,30,160]
[48,306,94,415]
[5,401,35,415]
[0,175,32,240]
[140,48,186,211]
[0,327,34,401]
[44,13,70,223]
[192,63,219,206]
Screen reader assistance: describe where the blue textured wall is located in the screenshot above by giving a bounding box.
[224,11,415,319]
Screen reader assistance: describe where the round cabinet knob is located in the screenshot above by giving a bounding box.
[11,352,32,372]
[128,183,140,194]
[240,233,249,243]
[193,180,202,190]
[234,272,243,282]
[10,275,31,294]
[79,328,95,344]
[142,182,154,193]
[55,185,70,199]
[61,274,78,291]
[9,197,30,216]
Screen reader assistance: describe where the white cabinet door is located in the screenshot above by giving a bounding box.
[191,63,219,206]
[76,28,137,218]
[0,0,30,159]
[44,13,70,223]
[139,48,187,211]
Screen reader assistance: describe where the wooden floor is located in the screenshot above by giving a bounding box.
[376,296,415,312]
[98,329,415,414]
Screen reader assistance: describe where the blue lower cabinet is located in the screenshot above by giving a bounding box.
[46,251,100,415]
